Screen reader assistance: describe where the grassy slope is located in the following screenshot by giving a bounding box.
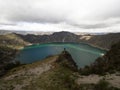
[0,54,79,90]
[23,64,78,90]
[0,32,120,90]
[79,42,120,75]
[0,33,30,76]
[79,33,120,49]
[0,33,30,49]
[0,52,120,90]
[0,45,18,76]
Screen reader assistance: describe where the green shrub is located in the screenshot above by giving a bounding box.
[94,79,110,90]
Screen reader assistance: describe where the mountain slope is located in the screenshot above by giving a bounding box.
[16,31,79,43]
[16,31,120,49]
[0,51,78,90]
[0,50,120,90]
[0,33,30,49]
[1,31,120,50]
[0,33,31,76]
[79,33,120,49]
[0,45,19,76]
[80,41,120,75]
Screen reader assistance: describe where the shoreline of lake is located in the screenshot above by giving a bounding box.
[16,42,106,68]
[21,42,108,51]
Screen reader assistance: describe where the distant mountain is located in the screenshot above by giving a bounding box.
[1,30,120,49]
[0,30,12,35]
[17,31,120,49]
[0,30,53,35]
[79,33,120,49]
[16,31,79,43]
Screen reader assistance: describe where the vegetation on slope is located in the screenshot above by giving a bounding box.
[16,31,120,49]
[0,33,31,76]
[0,31,120,89]
[1,31,120,49]
[0,49,119,90]
[79,33,120,49]
[79,41,120,75]
[16,31,79,44]
[0,45,20,76]
[23,64,78,90]
[0,33,30,49]
[0,51,79,90]
[78,79,120,90]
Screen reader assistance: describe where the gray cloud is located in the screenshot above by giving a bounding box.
[0,0,120,32]
[67,23,109,29]
[0,0,68,23]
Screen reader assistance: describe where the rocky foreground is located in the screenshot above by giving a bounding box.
[0,31,120,90]
[0,50,120,90]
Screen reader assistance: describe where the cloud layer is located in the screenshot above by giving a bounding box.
[0,0,120,32]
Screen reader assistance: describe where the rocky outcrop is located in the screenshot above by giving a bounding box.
[56,49,78,71]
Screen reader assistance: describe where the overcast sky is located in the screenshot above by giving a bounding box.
[0,0,120,33]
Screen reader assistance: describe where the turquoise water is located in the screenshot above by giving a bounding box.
[16,43,106,68]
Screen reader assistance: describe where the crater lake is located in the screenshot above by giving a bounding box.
[16,43,106,68]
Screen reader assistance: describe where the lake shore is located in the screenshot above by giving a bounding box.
[22,42,108,51]
[84,42,109,51]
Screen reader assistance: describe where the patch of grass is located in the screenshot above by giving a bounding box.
[5,55,58,77]
[76,80,120,90]
[79,42,120,76]
[94,79,110,90]
[22,64,79,90]
[79,84,94,90]
[94,79,120,90]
